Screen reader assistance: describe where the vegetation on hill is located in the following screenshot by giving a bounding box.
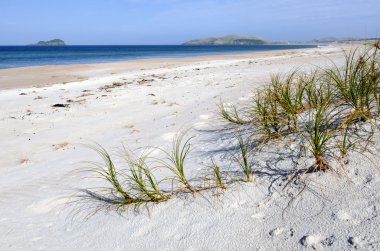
[30,39,66,46]
[182,35,271,45]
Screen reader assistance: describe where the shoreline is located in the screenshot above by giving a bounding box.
[0,44,319,70]
[0,45,343,90]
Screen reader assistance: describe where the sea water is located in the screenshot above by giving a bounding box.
[0,45,317,69]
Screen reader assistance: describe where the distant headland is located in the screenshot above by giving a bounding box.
[182,35,380,46]
[182,35,271,45]
[30,39,66,46]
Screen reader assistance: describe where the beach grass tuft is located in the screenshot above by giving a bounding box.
[269,71,305,129]
[251,88,285,139]
[83,145,137,206]
[161,132,195,193]
[235,133,253,182]
[126,151,170,202]
[325,49,376,122]
[218,101,250,125]
[302,97,337,171]
[209,158,226,189]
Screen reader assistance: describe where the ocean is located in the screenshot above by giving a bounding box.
[0,45,317,69]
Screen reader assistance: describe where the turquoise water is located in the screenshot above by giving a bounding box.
[0,45,317,69]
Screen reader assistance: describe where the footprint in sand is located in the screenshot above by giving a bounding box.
[300,234,336,249]
[269,227,285,237]
[336,210,352,221]
[321,235,336,247]
[348,236,374,249]
[332,210,360,225]
[269,228,296,240]
[300,234,323,249]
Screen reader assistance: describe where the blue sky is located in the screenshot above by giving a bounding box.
[0,0,379,45]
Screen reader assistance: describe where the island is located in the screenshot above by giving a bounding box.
[30,39,66,46]
[182,35,271,45]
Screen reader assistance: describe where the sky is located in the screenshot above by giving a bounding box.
[0,0,379,45]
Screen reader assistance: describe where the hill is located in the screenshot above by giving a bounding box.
[30,39,66,46]
[182,35,271,45]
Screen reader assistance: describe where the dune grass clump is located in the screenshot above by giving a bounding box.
[326,49,378,122]
[339,122,353,159]
[297,77,373,172]
[126,152,169,202]
[369,41,380,114]
[302,71,326,109]
[251,88,286,139]
[161,132,196,193]
[76,134,193,214]
[208,158,226,189]
[235,133,253,182]
[79,146,144,210]
[301,97,338,171]
[214,46,378,179]
[217,45,379,177]
[269,71,306,129]
[77,132,236,214]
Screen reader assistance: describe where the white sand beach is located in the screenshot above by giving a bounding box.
[1,45,380,250]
